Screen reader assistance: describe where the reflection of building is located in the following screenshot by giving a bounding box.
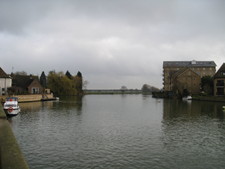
[0,67,12,95]
[214,63,225,96]
[163,99,201,120]
[163,60,216,94]
[163,99,223,120]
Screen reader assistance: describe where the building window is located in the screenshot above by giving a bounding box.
[32,87,39,94]
[217,88,224,96]
[2,88,5,95]
[216,80,224,87]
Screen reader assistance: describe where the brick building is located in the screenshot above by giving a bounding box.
[0,67,12,95]
[214,63,225,96]
[10,74,43,94]
[163,60,216,95]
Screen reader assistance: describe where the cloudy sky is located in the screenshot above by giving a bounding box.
[0,0,224,89]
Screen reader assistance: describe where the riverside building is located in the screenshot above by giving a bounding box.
[163,60,216,95]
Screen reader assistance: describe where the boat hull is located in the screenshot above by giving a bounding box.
[182,96,192,101]
[4,108,20,116]
[3,97,21,117]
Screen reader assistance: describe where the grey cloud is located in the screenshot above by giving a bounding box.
[0,0,225,89]
[0,0,51,34]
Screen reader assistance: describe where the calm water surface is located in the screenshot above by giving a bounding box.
[10,95,225,169]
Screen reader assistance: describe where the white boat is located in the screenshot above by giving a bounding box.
[182,95,192,101]
[3,97,21,116]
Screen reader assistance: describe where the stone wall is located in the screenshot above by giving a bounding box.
[214,78,225,96]
[0,93,54,103]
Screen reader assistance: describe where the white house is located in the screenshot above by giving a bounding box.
[0,67,12,95]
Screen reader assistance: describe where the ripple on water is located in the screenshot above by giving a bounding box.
[11,96,225,169]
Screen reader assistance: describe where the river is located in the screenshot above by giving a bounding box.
[10,95,225,169]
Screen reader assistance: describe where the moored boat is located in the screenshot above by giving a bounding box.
[3,97,21,116]
[182,95,192,101]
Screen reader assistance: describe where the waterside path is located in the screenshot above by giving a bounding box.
[0,106,29,169]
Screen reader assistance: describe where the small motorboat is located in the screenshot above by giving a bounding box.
[182,95,192,101]
[3,97,21,116]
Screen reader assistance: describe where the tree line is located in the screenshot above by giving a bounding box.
[11,70,83,96]
[42,70,83,96]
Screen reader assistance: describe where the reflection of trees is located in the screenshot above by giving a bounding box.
[54,96,83,113]
[16,101,55,124]
[19,96,83,115]
[12,97,83,127]
[20,101,54,113]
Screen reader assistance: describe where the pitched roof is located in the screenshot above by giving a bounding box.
[172,68,200,79]
[0,67,10,78]
[163,61,216,68]
[214,63,225,79]
[11,74,39,88]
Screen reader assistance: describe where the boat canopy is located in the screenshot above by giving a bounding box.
[5,97,19,101]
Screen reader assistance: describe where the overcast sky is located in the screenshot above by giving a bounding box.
[0,0,224,89]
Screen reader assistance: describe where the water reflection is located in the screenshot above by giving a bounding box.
[163,99,225,120]
[10,95,225,169]
[142,94,152,100]
[20,101,54,113]
[18,96,83,114]
[161,99,225,169]
[54,96,83,113]
[9,96,83,126]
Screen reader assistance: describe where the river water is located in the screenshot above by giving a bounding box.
[10,95,225,169]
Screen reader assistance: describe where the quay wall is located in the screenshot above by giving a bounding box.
[0,106,29,169]
[0,93,54,103]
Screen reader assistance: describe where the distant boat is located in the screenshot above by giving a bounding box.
[223,106,225,112]
[182,95,192,101]
[3,97,21,116]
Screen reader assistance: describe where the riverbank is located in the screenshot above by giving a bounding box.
[192,95,225,102]
[152,91,225,102]
[0,93,57,103]
[0,105,29,169]
[84,89,142,94]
